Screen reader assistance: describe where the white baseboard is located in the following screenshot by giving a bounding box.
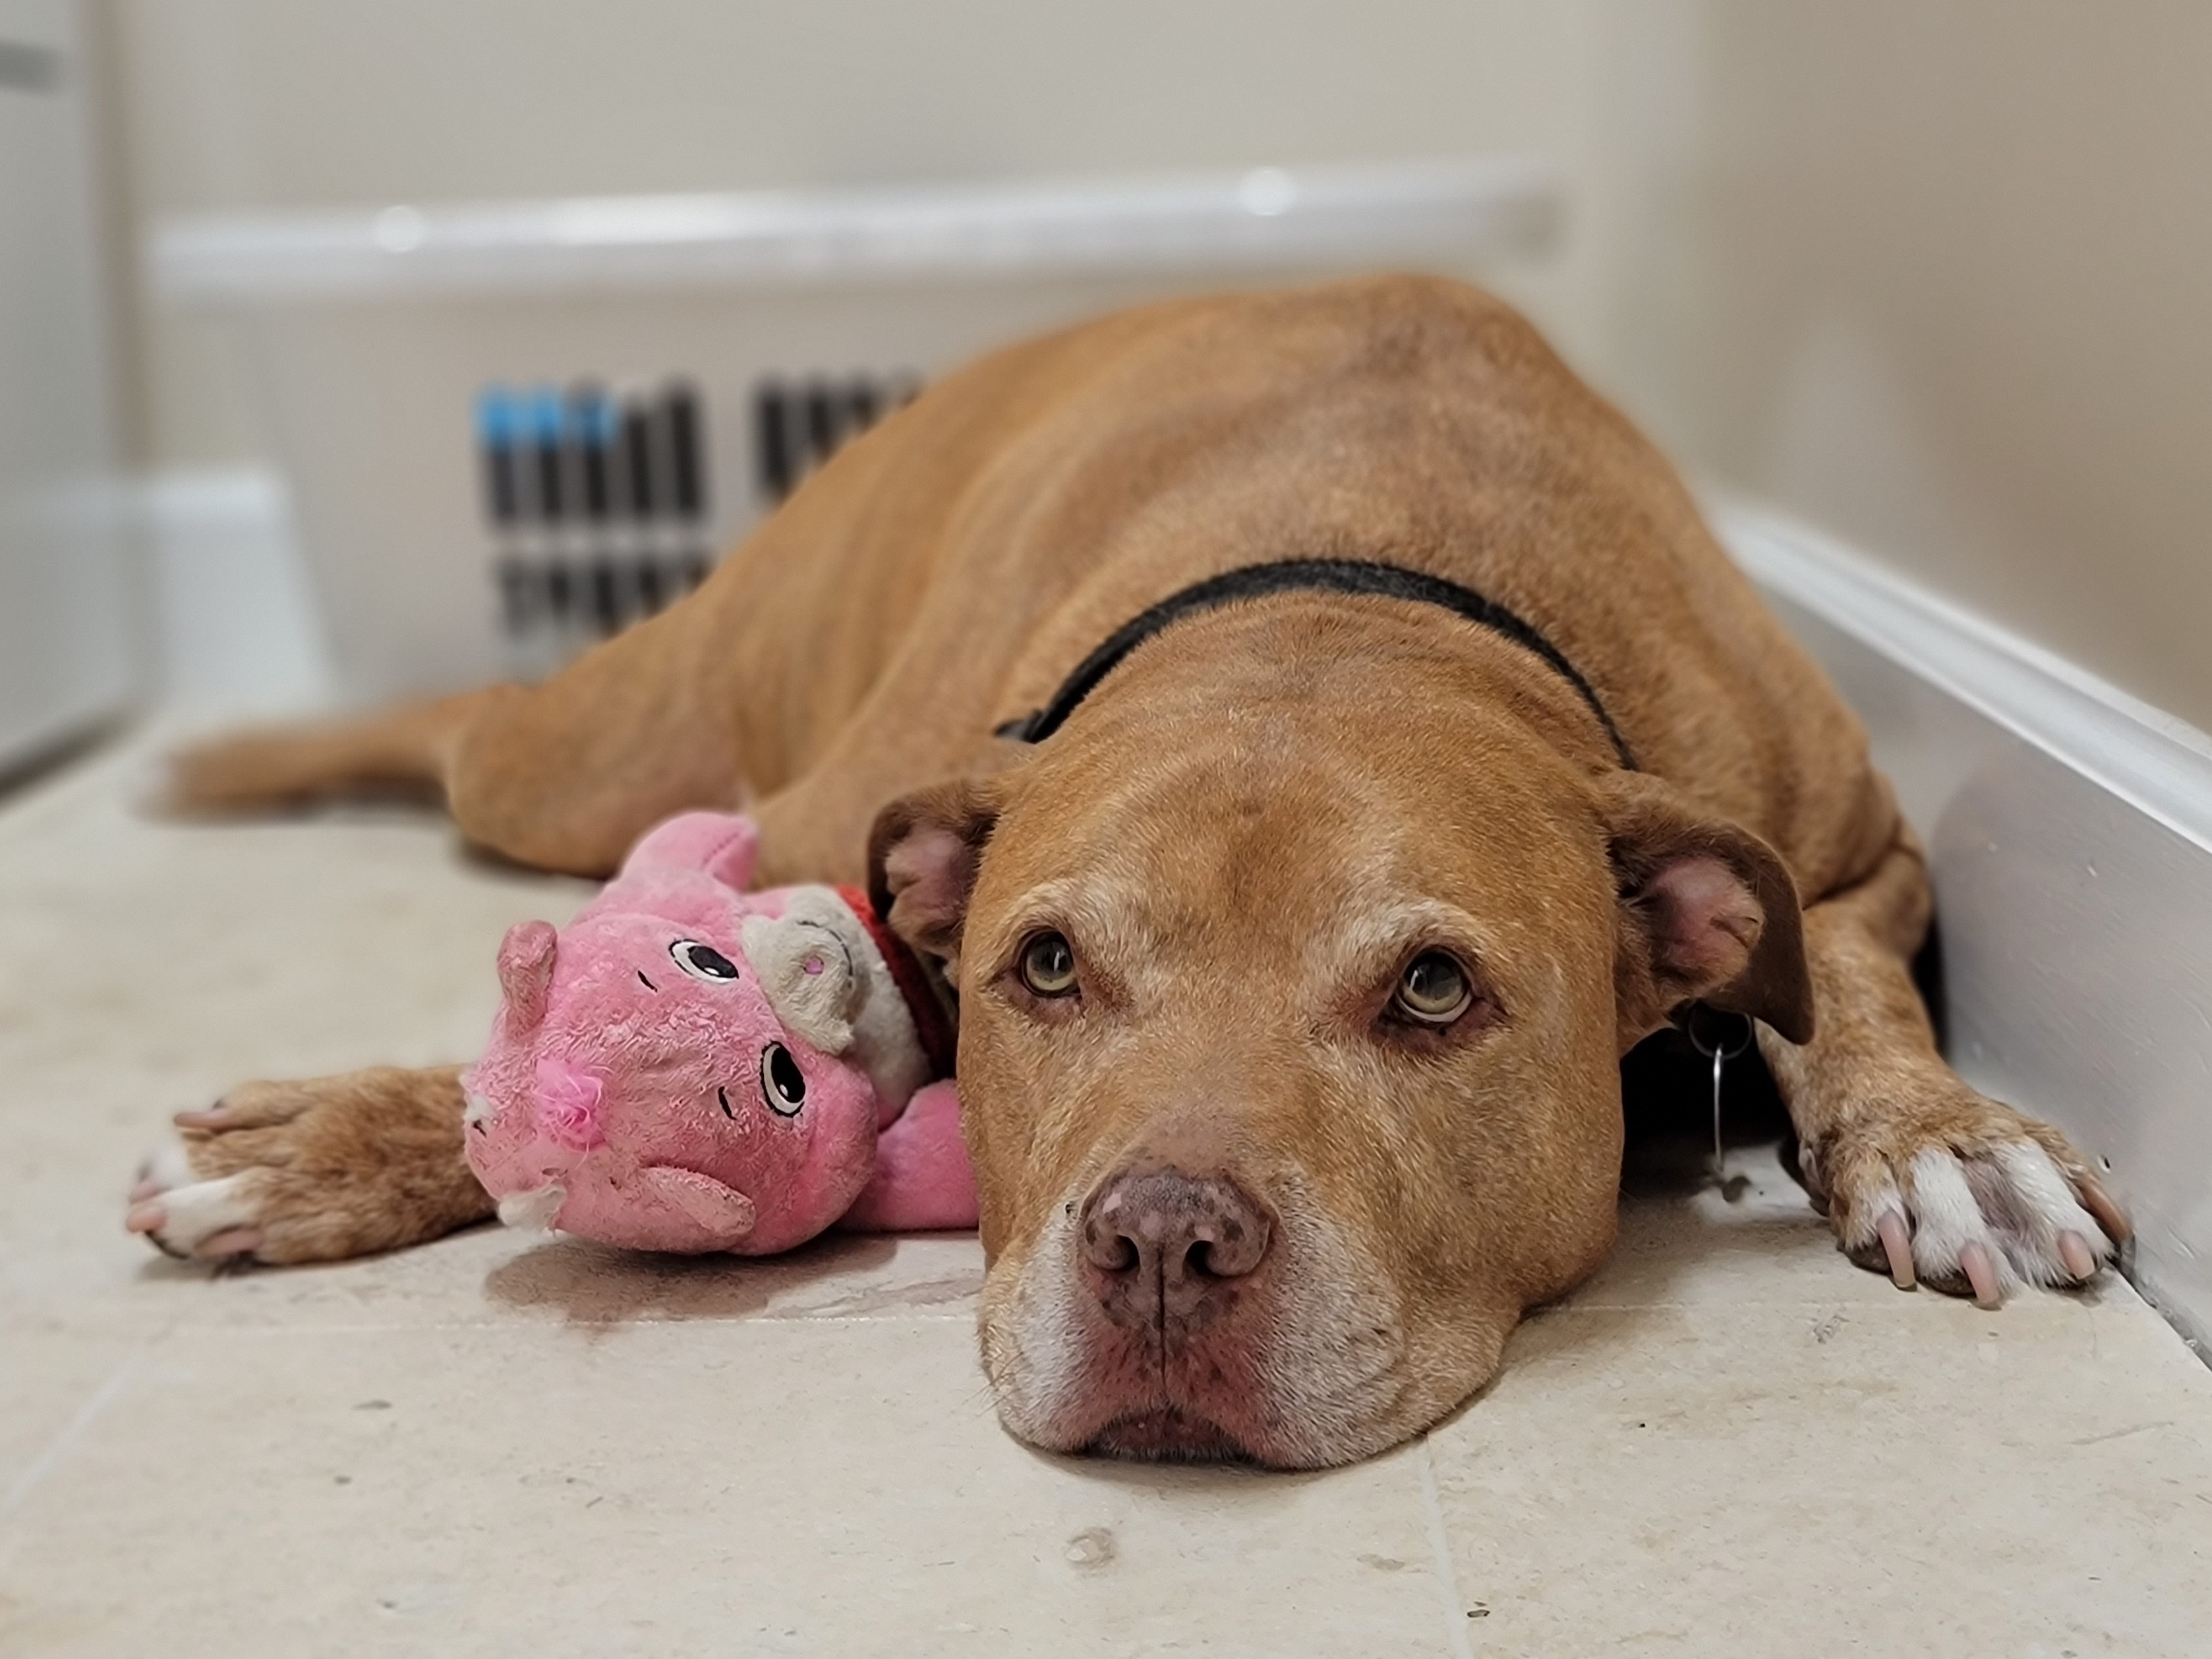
[1716,500,2212,1353]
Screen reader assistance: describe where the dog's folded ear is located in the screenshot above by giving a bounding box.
[1600,774,1815,1047]
[867,780,1003,980]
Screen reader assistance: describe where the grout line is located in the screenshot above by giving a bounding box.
[1523,1298,1879,1315]
[141,1312,977,1335]
[0,1345,142,1528]
[1418,1436,1477,1659]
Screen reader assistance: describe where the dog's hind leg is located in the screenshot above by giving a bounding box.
[1759,830,2129,1306]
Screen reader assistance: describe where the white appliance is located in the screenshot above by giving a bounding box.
[0,0,134,776]
[151,160,1559,703]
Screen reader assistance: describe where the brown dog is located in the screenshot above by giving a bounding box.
[129,276,2125,1467]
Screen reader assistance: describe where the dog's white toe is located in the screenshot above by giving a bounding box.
[134,1138,194,1197]
[126,1140,271,1260]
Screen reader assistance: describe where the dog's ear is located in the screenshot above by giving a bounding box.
[1600,774,1814,1046]
[867,779,1001,979]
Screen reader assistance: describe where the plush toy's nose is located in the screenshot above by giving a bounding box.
[533,1058,606,1151]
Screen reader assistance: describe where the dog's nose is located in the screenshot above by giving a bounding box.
[1079,1165,1272,1329]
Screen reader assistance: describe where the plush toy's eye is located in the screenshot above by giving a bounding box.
[1017,931,1080,998]
[670,939,740,981]
[759,1043,807,1116]
[1389,950,1474,1026]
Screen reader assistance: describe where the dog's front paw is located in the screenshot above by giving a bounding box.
[127,1135,276,1261]
[125,1067,489,1266]
[1798,1073,2128,1308]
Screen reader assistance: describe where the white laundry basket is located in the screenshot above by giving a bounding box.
[151,160,1560,702]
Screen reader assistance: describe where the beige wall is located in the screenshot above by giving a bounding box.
[1581,1,2212,731]
[95,0,2212,727]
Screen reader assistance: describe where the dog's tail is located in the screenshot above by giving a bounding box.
[158,693,482,815]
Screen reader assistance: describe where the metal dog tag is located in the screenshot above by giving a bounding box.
[1684,1004,1754,1182]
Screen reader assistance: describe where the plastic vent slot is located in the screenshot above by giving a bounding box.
[752,372,921,504]
[477,379,713,663]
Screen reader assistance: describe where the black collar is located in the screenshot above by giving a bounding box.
[995,557,1637,769]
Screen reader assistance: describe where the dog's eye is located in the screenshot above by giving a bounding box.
[760,1043,806,1115]
[670,939,740,981]
[1018,931,1080,998]
[1391,951,1472,1025]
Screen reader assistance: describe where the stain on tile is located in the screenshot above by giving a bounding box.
[1064,1525,1117,1569]
[479,1231,982,1325]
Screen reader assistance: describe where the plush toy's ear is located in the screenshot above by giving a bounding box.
[620,812,761,890]
[632,1167,757,1249]
[497,921,558,1033]
[741,902,859,1055]
[1601,774,1814,1047]
[867,780,1001,979]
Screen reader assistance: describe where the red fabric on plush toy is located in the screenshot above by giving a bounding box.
[461,812,976,1254]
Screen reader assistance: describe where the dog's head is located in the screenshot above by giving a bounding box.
[869,600,1811,1467]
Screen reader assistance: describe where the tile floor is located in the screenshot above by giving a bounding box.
[3,734,2209,1656]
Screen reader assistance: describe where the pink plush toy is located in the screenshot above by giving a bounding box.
[461,811,975,1254]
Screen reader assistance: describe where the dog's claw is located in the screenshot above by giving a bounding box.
[1959,1241,2002,1308]
[1875,1210,1915,1289]
[194,1226,263,1259]
[125,1200,166,1235]
[2080,1179,2131,1244]
[2057,1230,2098,1282]
[173,1105,231,1130]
